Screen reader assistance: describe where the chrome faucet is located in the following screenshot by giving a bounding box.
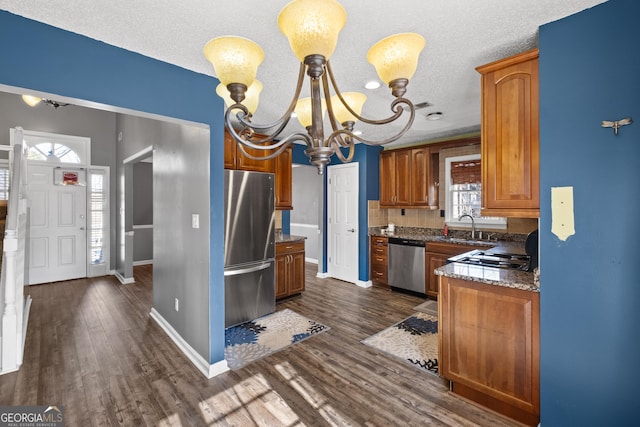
[458,214,476,239]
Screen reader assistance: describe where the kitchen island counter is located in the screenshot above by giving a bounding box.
[435,262,538,293]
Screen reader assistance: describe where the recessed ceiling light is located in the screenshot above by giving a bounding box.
[365,80,381,90]
[425,112,443,121]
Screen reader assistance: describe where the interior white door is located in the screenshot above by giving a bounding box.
[28,164,87,284]
[327,163,359,283]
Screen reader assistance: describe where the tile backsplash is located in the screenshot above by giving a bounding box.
[368,200,538,236]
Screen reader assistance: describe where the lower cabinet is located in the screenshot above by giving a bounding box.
[439,276,540,426]
[276,241,305,299]
[370,236,388,285]
[425,242,485,298]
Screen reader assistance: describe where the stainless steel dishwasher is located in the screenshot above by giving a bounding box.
[388,237,426,293]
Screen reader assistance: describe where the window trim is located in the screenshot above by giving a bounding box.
[444,154,506,229]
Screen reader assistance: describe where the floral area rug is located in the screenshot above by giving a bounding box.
[362,312,439,375]
[225,308,329,370]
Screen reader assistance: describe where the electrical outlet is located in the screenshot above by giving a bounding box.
[175,298,179,312]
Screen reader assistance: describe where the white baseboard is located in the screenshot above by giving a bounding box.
[356,280,372,288]
[305,257,318,264]
[114,271,135,285]
[133,260,153,266]
[316,272,330,279]
[149,308,229,379]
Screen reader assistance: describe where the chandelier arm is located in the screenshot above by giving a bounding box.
[227,62,308,140]
[326,102,416,147]
[225,110,289,151]
[326,61,411,125]
[234,131,313,161]
[329,137,355,163]
[235,140,290,161]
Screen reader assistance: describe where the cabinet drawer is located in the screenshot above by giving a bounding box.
[371,253,387,266]
[371,245,388,256]
[371,264,388,283]
[371,236,388,246]
[276,241,305,255]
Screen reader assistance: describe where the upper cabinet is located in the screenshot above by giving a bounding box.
[380,146,438,209]
[274,146,293,210]
[224,130,292,210]
[380,149,411,207]
[477,49,540,218]
[225,131,274,173]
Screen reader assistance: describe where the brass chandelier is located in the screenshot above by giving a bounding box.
[204,0,425,174]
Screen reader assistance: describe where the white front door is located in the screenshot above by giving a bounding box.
[327,163,359,283]
[28,164,87,284]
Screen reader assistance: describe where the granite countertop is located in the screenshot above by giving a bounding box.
[434,263,538,293]
[276,234,306,243]
[370,226,538,292]
[369,226,526,253]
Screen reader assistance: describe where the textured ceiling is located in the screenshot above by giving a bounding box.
[0,0,607,145]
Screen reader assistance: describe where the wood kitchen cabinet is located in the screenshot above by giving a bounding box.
[276,241,305,299]
[425,242,485,298]
[274,146,293,210]
[477,49,539,218]
[410,146,438,207]
[379,150,411,207]
[369,236,388,285]
[439,276,540,425]
[380,147,438,208]
[225,130,292,210]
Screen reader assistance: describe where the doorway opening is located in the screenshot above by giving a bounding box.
[18,129,110,284]
[120,145,154,284]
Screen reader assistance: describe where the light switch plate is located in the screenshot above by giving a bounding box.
[192,213,199,229]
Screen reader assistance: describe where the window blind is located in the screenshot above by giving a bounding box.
[451,159,481,184]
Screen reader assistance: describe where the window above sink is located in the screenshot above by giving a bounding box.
[444,154,506,230]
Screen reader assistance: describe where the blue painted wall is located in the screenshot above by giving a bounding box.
[291,143,381,280]
[539,0,640,424]
[0,11,226,364]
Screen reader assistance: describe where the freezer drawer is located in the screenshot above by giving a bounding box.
[224,260,275,328]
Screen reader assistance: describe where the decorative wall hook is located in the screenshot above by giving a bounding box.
[601,117,633,135]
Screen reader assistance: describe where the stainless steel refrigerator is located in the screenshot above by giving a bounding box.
[224,169,276,327]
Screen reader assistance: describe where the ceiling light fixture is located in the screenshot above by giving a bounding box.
[21,95,70,109]
[364,80,381,90]
[203,0,425,174]
[426,111,443,120]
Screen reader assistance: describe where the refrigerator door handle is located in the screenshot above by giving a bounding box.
[224,262,272,277]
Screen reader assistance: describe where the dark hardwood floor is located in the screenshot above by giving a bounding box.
[0,264,520,426]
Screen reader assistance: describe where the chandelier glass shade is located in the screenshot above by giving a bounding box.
[203,0,425,174]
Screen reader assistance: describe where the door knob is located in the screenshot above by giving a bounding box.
[347,228,356,233]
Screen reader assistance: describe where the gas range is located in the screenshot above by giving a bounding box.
[448,250,532,271]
